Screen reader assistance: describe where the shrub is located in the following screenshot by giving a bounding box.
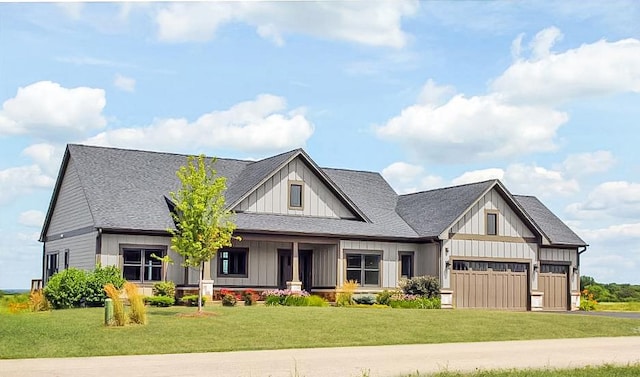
[336,280,358,307]
[29,290,51,312]
[85,265,126,307]
[242,289,258,306]
[104,284,126,326]
[352,294,376,305]
[44,268,89,309]
[182,294,207,307]
[145,295,175,307]
[389,296,441,309]
[262,289,310,306]
[376,290,394,306]
[152,281,176,298]
[306,295,329,307]
[580,289,597,311]
[125,282,146,325]
[398,275,440,298]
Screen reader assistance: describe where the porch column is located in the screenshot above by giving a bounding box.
[287,241,302,292]
[201,260,214,298]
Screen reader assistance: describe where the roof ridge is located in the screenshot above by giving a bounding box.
[322,166,380,175]
[399,179,497,197]
[69,143,252,163]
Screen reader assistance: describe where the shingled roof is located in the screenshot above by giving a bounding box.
[514,195,587,247]
[41,144,585,246]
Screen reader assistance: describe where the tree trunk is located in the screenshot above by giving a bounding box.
[197,262,204,313]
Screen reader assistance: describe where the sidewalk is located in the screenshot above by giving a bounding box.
[2,336,639,377]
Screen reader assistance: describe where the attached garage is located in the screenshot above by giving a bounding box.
[452,260,529,310]
[539,264,569,310]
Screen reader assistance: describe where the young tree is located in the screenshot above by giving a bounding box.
[169,155,238,312]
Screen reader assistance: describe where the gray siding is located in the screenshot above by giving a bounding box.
[451,188,535,238]
[235,157,356,219]
[310,244,337,287]
[47,157,94,236]
[416,243,439,277]
[211,239,284,287]
[45,231,97,272]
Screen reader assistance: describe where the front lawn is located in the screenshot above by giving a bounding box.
[408,364,640,377]
[1,306,639,359]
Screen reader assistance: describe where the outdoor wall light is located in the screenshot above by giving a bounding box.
[533,263,539,271]
[573,266,579,274]
[445,261,451,269]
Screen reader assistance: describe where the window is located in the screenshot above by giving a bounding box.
[289,181,303,209]
[122,247,165,283]
[218,248,248,277]
[486,212,498,235]
[453,260,527,272]
[346,253,381,286]
[45,253,59,280]
[400,253,414,279]
[541,264,568,274]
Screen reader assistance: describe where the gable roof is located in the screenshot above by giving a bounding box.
[40,144,584,246]
[514,195,588,247]
[396,180,495,238]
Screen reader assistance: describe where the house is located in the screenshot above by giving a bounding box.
[39,144,587,310]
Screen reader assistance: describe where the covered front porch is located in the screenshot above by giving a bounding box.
[208,234,339,294]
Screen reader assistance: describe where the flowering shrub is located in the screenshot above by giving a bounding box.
[580,289,597,311]
[220,289,237,306]
[262,289,309,306]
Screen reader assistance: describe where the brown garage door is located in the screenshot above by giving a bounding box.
[452,261,528,310]
[540,264,569,311]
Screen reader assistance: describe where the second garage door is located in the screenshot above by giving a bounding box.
[452,260,529,310]
[539,264,569,310]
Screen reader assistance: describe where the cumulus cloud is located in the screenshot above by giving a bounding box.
[84,94,314,154]
[502,164,580,197]
[155,1,417,48]
[21,143,65,176]
[18,210,46,228]
[375,93,567,163]
[566,181,640,220]
[493,30,640,104]
[381,162,443,194]
[0,165,55,205]
[114,74,136,92]
[0,81,107,139]
[452,168,504,186]
[561,151,615,177]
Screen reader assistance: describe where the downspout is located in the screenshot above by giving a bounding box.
[95,228,103,266]
[41,243,46,284]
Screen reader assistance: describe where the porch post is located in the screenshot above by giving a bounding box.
[201,260,214,298]
[287,241,302,292]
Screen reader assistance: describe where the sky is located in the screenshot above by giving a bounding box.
[1,1,639,289]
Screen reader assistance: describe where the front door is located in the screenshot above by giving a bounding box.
[277,249,313,291]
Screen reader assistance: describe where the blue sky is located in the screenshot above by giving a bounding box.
[1,1,639,288]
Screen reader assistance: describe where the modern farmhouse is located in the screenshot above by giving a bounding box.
[39,144,587,310]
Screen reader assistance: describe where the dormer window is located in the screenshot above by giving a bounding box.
[486,211,498,235]
[288,181,303,209]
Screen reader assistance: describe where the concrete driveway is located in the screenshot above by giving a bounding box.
[1,337,640,377]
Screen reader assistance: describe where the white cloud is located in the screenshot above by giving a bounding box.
[417,79,456,107]
[155,1,417,48]
[84,94,314,154]
[57,3,84,20]
[566,181,640,220]
[21,143,65,176]
[114,74,136,92]
[452,168,504,186]
[0,165,55,205]
[561,151,615,177]
[584,223,640,242]
[493,31,640,104]
[18,210,45,228]
[0,81,107,138]
[375,93,567,163]
[381,162,443,194]
[503,163,579,197]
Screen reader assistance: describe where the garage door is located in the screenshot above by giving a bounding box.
[452,260,528,310]
[539,264,569,311]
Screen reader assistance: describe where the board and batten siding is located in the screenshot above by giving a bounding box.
[450,188,535,238]
[211,239,284,287]
[98,234,182,283]
[416,243,439,278]
[310,244,337,287]
[339,240,423,289]
[539,247,579,291]
[235,157,356,219]
[45,231,97,271]
[47,156,94,236]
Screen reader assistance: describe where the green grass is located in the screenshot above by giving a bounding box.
[1,306,639,359]
[400,364,640,376]
[596,302,640,312]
